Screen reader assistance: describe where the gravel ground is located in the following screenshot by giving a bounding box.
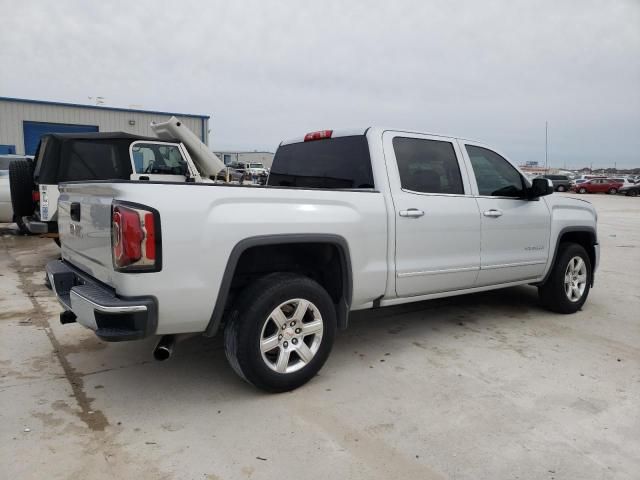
[1,193,638,480]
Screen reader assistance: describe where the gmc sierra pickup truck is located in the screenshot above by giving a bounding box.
[47,127,599,392]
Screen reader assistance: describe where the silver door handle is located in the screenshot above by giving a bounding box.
[399,208,425,218]
[483,209,503,217]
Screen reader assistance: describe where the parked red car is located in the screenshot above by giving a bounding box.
[571,178,623,194]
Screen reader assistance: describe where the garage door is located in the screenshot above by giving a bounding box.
[23,121,98,155]
[0,145,16,154]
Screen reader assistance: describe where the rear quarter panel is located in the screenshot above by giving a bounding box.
[60,182,388,335]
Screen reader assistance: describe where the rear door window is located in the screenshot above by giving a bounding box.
[392,137,464,194]
[268,136,374,189]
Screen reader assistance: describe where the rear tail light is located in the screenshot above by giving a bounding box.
[304,130,333,142]
[32,191,40,202]
[112,203,161,272]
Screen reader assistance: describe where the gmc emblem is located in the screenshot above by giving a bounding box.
[69,223,83,238]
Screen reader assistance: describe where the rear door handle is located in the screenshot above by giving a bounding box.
[483,209,503,218]
[399,208,425,218]
[70,202,81,222]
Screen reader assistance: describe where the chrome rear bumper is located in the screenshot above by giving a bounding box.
[46,259,157,341]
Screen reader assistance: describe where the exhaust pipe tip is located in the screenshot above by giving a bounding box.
[153,346,172,361]
[153,335,175,361]
[60,310,77,325]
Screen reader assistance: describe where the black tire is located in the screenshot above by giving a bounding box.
[539,243,592,314]
[224,272,337,392]
[557,185,566,192]
[9,159,35,218]
[628,190,638,197]
[608,188,617,194]
[53,237,61,247]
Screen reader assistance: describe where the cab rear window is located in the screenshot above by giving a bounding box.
[268,136,374,189]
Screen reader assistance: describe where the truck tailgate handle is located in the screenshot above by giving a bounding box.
[70,202,81,222]
[399,208,425,218]
[483,209,503,218]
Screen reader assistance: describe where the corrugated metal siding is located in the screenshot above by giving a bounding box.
[0,99,207,155]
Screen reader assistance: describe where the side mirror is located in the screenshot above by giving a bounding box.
[529,177,554,198]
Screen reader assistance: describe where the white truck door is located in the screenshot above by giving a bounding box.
[129,141,188,182]
[459,141,551,286]
[383,131,481,297]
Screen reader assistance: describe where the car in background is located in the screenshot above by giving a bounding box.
[9,132,209,241]
[0,155,33,231]
[571,177,623,194]
[609,177,636,189]
[619,183,640,197]
[214,164,245,183]
[570,178,596,190]
[541,174,571,192]
[238,162,269,185]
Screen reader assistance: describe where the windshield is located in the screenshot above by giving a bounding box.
[131,142,188,175]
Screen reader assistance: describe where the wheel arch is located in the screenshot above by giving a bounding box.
[542,227,597,286]
[205,234,353,337]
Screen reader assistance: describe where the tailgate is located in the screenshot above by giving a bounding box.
[58,183,117,285]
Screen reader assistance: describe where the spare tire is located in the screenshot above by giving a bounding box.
[9,159,35,218]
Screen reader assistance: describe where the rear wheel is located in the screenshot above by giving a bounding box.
[608,188,617,194]
[628,189,638,197]
[539,243,591,314]
[9,159,35,220]
[224,273,336,392]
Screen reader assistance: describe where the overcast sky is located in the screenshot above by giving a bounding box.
[2,0,639,168]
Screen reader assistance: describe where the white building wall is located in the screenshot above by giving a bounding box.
[0,98,208,154]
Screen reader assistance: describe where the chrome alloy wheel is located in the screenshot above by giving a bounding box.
[260,299,324,374]
[564,256,587,302]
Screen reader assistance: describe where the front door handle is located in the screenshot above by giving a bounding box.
[399,208,425,218]
[483,209,503,218]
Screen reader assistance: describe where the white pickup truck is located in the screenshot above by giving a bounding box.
[47,127,599,392]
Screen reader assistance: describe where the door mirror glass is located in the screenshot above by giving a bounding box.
[529,178,554,198]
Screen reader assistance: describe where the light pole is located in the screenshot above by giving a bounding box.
[545,121,549,171]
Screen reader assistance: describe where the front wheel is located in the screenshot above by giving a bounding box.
[628,190,638,197]
[539,243,591,314]
[224,273,336,392]
[557,185,566,192]
[578,187,587,194]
